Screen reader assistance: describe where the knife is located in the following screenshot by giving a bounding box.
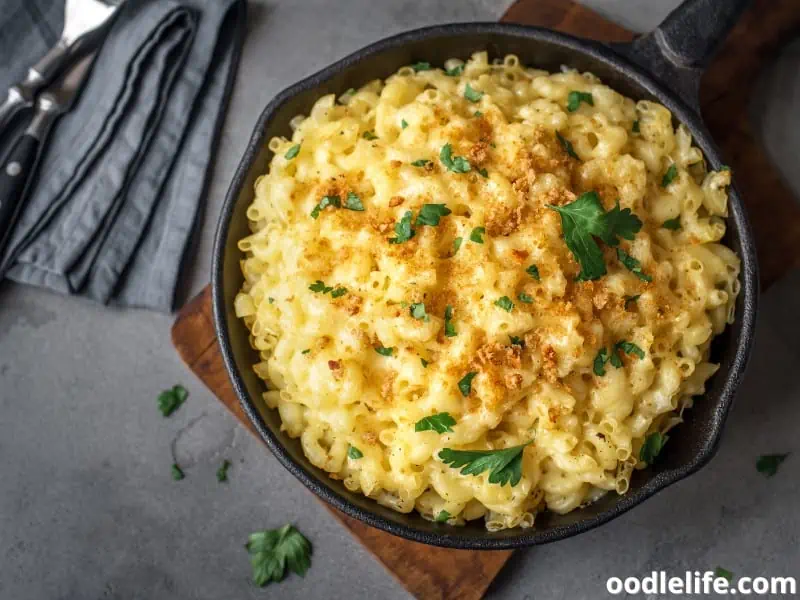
[0,52,97,249]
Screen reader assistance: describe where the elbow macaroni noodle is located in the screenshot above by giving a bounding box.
[234,53,740,530]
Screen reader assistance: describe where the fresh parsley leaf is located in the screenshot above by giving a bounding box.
[617,248,652,282]
[344,192,364,211]
[639,432,667,464]
[171,463,185,480]
[526,264,540,280]
[662,217,681,230]
[567,91,594,112]
[615,340,645,360]
[310,195,341,219]
[458,372,477,397]
[756,453,790,477]
[469,227,485,244]
[495,296,514,312]
[415,412,457,434]
[410,302,430,322]
[284,144,300,160]
[601,201,643,246]
[464,83,484,103]
[632,120,640,133]
[609,349,623,369]
[420,358,429,368]
[444,305,457,337]
[375,345,394,357]
[556,131,579,160]
[348,446,363,459]
[435,510,451,522]
[246,524,312,587]
[439,143,471,173]
[309,280,333,294]
[411,159,431,167]
[362,131,378,141]
[509,335,525,348]
[301,349,310,355]
[593,348,609,376]
[715,567,734,582]
[453,237,463,253]
[416,204,452,226]
[388,211,415,244]
[217,459,231,483]
[661,164,678,188]
[477,167,488,178]
[548,192,609,280]
[158,385,189,417]
[401,119,408,129]
[445,64,464,76]
[624,294,641,309]
[438,442,532,486]
[330,287,347,298]
[412,61,431,72]
[517,293,534,304]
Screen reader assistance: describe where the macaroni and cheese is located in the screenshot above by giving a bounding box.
[234,52,739,530]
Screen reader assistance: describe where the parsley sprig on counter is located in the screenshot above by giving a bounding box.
[756,453,790,477]
[438,442,532,487]
[246,524,312,587]
[548,191,643,281]
[158,385,188,417]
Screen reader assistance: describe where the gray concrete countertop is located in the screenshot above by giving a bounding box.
[2,1,798,598]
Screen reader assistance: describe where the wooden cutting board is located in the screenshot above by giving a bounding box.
[172,1,800,598]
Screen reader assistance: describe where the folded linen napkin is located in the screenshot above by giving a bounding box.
[0,0,246,311]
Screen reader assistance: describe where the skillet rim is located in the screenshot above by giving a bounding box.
[211,22,758,549]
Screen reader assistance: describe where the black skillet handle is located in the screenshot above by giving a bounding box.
[613,0,753,112]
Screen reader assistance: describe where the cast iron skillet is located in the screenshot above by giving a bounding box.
[213,0,758,549]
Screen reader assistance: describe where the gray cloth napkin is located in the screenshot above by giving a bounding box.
[0,0,246,311]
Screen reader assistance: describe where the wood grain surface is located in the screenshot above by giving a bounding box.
[172,1,800,598]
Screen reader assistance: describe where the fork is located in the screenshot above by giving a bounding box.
[0,0,123,133]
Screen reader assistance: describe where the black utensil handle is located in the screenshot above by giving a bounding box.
[613,0,753,111]
[0,133,40,238]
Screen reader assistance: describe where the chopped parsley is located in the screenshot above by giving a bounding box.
[411,159,431,167]
[416,203,452,226]
[478,167,489,178]
[246,524,312,587]
[348,446,363,459]
[411,61,431,72]
[301,349,310,355]
[595,341,645,375]
[632,120,640,133]
[517,292,534,304]
[556,131,579,160]
[415,412,457,434]
[410,302,430,322]
[639,432,667,464]
[453,237,463,253]
[401,119,408,129]
[469,226,485,244]
[217,459,231,482]
[435,510,451,522]
[458,372,477,397]
[756,453,790,477]
[662,217,681,230]
[444,305,457,337]
[509,335,525,348]
[284,144,300,160]
[464,83,484,103]
[438,442,531,487]
[388,211,415,244]
[548,192,642,281]
[593,348,610,376]
[310,194,341,219]
[526,264,540,280]
[171,464,185,480]
[495,296,514,312]
[567,91,594,112]
[330,287,347,298]
[309,280,333,294]
[362,130,378,141]
[420,358,429,368]
[624,294,641,309]
[445,64,464,77]
[616,340,645,360]
[344,192,365,211]
[661,164,678,187]
[617,248,653,282]
[474,110,483,117]
[714,567,734,582]
[439,143,471,173]
[158,385,189,417]
[268,297,275,304]
[720,165,731,172]
[374,345,394,357]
